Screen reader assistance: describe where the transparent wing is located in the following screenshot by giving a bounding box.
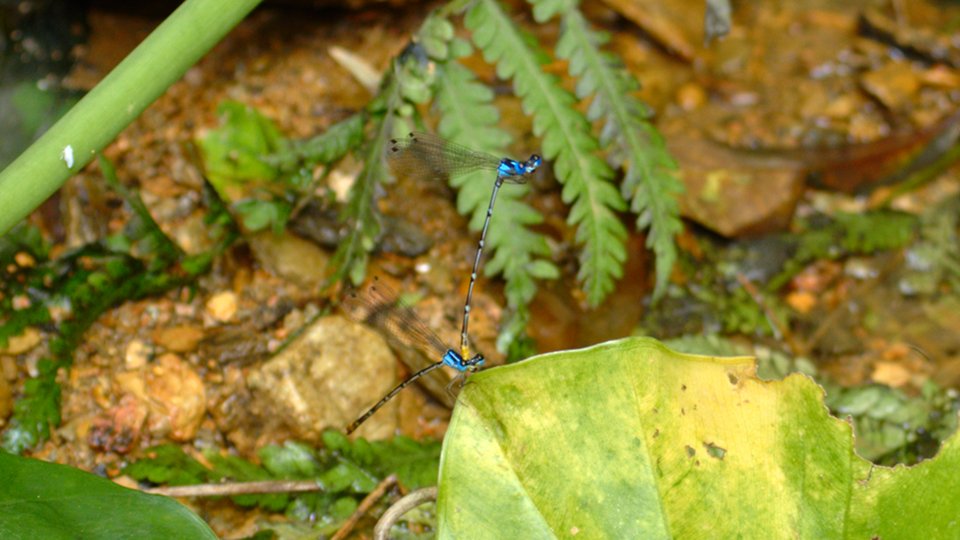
[387,132,503,180]
[341,278,450,360]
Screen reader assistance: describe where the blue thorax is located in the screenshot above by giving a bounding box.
[497,154,542,179]
[442,349,485,372]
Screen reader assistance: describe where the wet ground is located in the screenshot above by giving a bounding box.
[2,0,960,536]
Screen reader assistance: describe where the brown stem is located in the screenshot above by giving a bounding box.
[145,479,322,497]
[374,486,438,540]
[331,474,398,540]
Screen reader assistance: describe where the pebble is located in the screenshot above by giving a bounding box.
[144,354,207,441]
[206,291,238,322]
[860,61,920,111]
[247,315,398,440]
[114,354,207,442]
[0,327,41,355]
[675,82,706,111]
[124,339,150,369]
[151,325,205,353]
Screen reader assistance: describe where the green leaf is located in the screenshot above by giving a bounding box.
[270,113,365,170]
[438,337,960,537]
[198,101,284,193]
[326,118,390,286]
[124,444,209,486]
[324,430,443,490]
[466,0,627,306]
[551,8,683,301]
[260,441,322,478]
[0,451,216,539]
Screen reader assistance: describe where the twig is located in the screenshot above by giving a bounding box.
[374,486,438,540]
[735,273,801,356]
[145,479,322,497]
[331,474,398,540]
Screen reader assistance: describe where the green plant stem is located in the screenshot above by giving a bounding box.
[0,0,261,235]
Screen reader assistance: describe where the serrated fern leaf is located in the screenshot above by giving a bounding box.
[466,0,627,305]
[327,117,390,286]
[551,8,684,301]
[278,113,365,169]
[434,61,553,313]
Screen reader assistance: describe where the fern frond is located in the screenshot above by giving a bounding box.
[327,91,397,285]
[282,113,365,168]
[466,0,627,306]
[435,60,554,316]
[550,7,684,301]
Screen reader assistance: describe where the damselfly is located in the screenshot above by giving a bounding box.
[387,132,541,360]
[342,278,484,434]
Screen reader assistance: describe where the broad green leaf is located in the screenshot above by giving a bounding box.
[198,101,283,193]
[438,337,960,538]
[0,452,216,539]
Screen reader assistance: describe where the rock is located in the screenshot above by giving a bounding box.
[152,325,205,353]
[124,339,150,369]
[871,361,911,388]
[675,82,706,111]
[145,354,207,441]
[87,394,149,454]
[114,353,207,441]
[860,61,920,112]
[248,230,329,289]
[206,291,238,322]
[0,327,42,355]
[247,315,397,440]
[665,131,805,236]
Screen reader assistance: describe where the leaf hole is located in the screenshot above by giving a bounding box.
[703,442,727,460]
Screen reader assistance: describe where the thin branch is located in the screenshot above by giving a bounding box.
[331,474,399,540]
[144,479,322,498]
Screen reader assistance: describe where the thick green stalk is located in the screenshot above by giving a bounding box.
[0,0,261,234]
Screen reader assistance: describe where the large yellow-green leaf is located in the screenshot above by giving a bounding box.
[438,337,960,538]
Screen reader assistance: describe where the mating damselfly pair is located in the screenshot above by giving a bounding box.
[344,132,542,434]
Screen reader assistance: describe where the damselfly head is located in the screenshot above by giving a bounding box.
[524,154,542,174]
[466,354,485,369]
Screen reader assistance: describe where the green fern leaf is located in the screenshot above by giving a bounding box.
[550,7,684,301]
[466,0,628,305]
[327,109,393,286]
[280,113,365,168]
[435,61,554,315]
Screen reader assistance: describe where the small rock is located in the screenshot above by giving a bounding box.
[14,252,35,267]
[115,354,207,442]
[0,356,16,380]
[0,327,42,355]
[871,361,911,388]
[124,339,150,369]
[920,65,960,89]
[666,131,805,236]
[248,231,329,289]
[144,354,207,441]
[676,82,706,111]
[152,325,205,353]
[861,61,920,111]
[206,291,238,322]
[786,291,816,314]
[247,315,398,440]
[87,394,149,454]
